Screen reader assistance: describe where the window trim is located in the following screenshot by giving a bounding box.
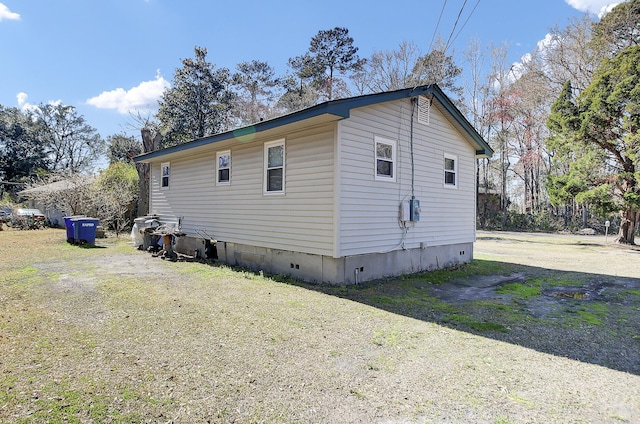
[161,162,170,189]
[264,139,285,195]
[216,150,231,186]
[374,135,397,182]
[444,153,458,188]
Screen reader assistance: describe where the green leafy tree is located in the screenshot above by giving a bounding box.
[277,55,322,113]
[232,60,279,125]
[107,133,142,165]
[290,27,365,101]
[0,106,49,184]
[275,73,320,115]
[592,0,640,56]
[157,47,235,147]
[547,46,640,243]
[36,103,104,174]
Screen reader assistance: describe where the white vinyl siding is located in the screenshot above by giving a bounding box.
[337,99,476,256]
[147,96,479,261]
[148,127,335,256]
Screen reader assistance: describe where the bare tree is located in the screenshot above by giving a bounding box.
[462,38,498,228]
[92,162,138,237]
[483,46,517,220]
[410,37,463,100]
[542,16,602,93]
[22,173,94,216]
[353,41,421,93]
[507,62,552,214]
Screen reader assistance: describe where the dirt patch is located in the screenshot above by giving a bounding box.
[418,232,640,374]
[429,272,527,302]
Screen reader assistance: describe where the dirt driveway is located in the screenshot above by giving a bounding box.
[1,229,639,423]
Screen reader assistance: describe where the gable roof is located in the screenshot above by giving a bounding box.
[135,84,493,163]
[18,178,94,197]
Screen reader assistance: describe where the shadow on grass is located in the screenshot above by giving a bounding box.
[69,243,107,249]
[278,260,640,376]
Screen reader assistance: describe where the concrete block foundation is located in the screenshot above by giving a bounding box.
[175,236,473,285]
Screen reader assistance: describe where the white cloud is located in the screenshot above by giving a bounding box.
[565,0,622,17]
[86,71,170,114]
[0,3,20,21]
[17,93,62,116]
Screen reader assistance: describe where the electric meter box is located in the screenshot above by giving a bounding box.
[400,199,422,222]
[410,198,421,221]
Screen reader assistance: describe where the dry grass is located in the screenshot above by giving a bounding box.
[1,228,639,423]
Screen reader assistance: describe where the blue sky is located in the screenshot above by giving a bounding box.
[0,0,620,141]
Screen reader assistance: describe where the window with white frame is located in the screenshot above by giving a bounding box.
[444,154,457,188]
[161,162,170,188]
[216,150,231,185]
[375,136,396,181]
[264,139,285,194]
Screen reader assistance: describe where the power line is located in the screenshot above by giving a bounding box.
[444,0,469,54]
[450,0,481,47]
[429,0,448,53]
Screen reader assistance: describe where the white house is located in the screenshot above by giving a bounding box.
[134,85,493,284]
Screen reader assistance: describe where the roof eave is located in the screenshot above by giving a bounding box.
[426,85,494,159]
[134,84,493,162]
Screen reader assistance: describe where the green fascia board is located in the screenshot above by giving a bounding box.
[135,84,493,163]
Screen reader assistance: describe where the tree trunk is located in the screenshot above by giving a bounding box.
[137,129,161,216]
[136,163,150,216]
[616,207,639,245]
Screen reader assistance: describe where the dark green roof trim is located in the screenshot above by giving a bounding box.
[135,84,492,162]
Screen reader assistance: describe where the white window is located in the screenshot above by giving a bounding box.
[216,150,231,185]
[264,139,285,194]
[161,162,170,188]
[375,136,397,182]
[444,154,457,188]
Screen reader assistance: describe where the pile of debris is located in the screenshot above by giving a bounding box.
[131,216,194,262]
[149,224,186,261]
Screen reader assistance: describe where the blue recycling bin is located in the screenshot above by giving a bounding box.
[63,215,85,243]
[71,217,99,245]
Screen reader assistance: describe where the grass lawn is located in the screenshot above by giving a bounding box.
[1,228,639,423]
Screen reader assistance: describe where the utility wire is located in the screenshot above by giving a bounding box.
[450,0,481,47]
[429,0,448,53]
[444,0,468,54]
